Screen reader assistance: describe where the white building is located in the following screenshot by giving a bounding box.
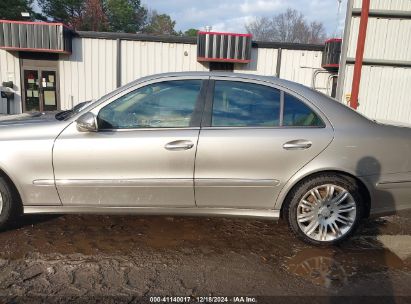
[337,0,411,124]
[0,20,333,115]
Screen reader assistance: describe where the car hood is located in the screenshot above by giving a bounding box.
[0,113,69,141]
[0,112,59,125]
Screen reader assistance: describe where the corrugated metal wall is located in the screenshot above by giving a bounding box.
[0,49,21,114]
[338,0,411,123]
[0,38,333,113]
[233,48,278,75]
[59,37,117,109]
[121,40,208,85]
[56,38,332,110]
[280,49,331,94]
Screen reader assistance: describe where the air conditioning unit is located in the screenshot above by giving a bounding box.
[321,38,342,70]
[0,20,72,54]
[197,31,252,63]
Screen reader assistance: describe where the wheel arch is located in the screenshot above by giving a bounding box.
[0,167,23,211]
[278,169,371,219]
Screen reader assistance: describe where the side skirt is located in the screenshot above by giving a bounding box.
[23,206,280,220]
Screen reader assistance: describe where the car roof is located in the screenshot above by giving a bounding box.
[136,71,301,90]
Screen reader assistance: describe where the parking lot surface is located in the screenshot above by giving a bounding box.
[0,211,410,303]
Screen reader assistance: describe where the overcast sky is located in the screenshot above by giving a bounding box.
[143,0,348,36]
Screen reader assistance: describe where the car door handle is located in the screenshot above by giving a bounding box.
[283,140,312,150]
[165,140,194,151]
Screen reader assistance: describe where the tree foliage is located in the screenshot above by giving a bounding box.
[83,0,109,31]
[246,8,327,44]
[184,28,199,37]
[104,0,147,32]
[38,0,86,29]
[0,0,41,20]
[143,10,176,35]
[38,0,148,32]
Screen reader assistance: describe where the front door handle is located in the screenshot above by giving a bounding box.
[165,140,194,151]
[283,139,312,150]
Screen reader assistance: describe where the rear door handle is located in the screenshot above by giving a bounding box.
[283,139,312,150]
[165,140,194,151]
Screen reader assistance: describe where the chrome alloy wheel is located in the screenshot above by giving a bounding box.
[297,184,357,242]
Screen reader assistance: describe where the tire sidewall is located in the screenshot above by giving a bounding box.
[0,177,13,229]
[286,174,363,246]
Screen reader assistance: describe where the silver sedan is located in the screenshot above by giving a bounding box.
[0,72,410,245]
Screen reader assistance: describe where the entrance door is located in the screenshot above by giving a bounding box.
[23,68,58,112]
[23,70,40,111]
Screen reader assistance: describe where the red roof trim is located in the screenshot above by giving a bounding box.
[198,31,252,37]
[0,19,73,31]
[197,57,251,63]
[325,38,342,43]
[322,63,340,68]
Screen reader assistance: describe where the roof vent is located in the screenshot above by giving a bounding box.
[0,20,72,54]
[197,31,252,64]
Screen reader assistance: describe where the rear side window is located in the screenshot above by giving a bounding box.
[283,93,324,127]
[212,81,281,127]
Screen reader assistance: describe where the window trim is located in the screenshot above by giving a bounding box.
[202,77,327,129]
[95,78,209,131]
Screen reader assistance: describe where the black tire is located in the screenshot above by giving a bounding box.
[284,173,364,246]
[0,176,20,230]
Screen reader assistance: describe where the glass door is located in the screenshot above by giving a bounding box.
[23,70,40,112]
[40,70,58,111]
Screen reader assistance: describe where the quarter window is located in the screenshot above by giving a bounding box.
[98,80,202,129]
[283,93,324,127]
[212,81,281,127]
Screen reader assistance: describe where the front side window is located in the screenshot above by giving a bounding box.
[283,93,324,127]
[212,81,281,127]
[98,80,202,129]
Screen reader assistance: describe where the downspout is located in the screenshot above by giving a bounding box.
[116,38,122,88]
[336,0,354,102]
[350,0,370,109]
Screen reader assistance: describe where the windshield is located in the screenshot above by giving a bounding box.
[55,100,94,121]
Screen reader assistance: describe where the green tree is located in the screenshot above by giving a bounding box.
[143,10,176,35]
[104,0,147,33]
[38,0,86,29]
[184,28,198,37]
[0,0,37,20]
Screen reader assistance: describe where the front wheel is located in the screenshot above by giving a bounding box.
[0,177,19,230]
[285,174,363,246]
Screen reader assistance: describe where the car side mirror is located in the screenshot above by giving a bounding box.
[76,112,97,132]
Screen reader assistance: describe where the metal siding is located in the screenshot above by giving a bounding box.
[58,38,117,109]
[280,49,324,87]
[343,63,411,123]
[348,17,411,61]
[29,36,333,111]
[353,0,411,10]
[340,0,411,124]
[120,40,208,85]
[233,48,278,75]
[0,49,21,114]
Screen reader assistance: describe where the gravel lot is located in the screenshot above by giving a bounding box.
[0,211,410,303]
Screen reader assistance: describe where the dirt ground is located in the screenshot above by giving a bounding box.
[0,211,410,303]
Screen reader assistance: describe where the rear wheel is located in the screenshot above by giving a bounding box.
[285,174,363,246]
[0,177,19,230]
